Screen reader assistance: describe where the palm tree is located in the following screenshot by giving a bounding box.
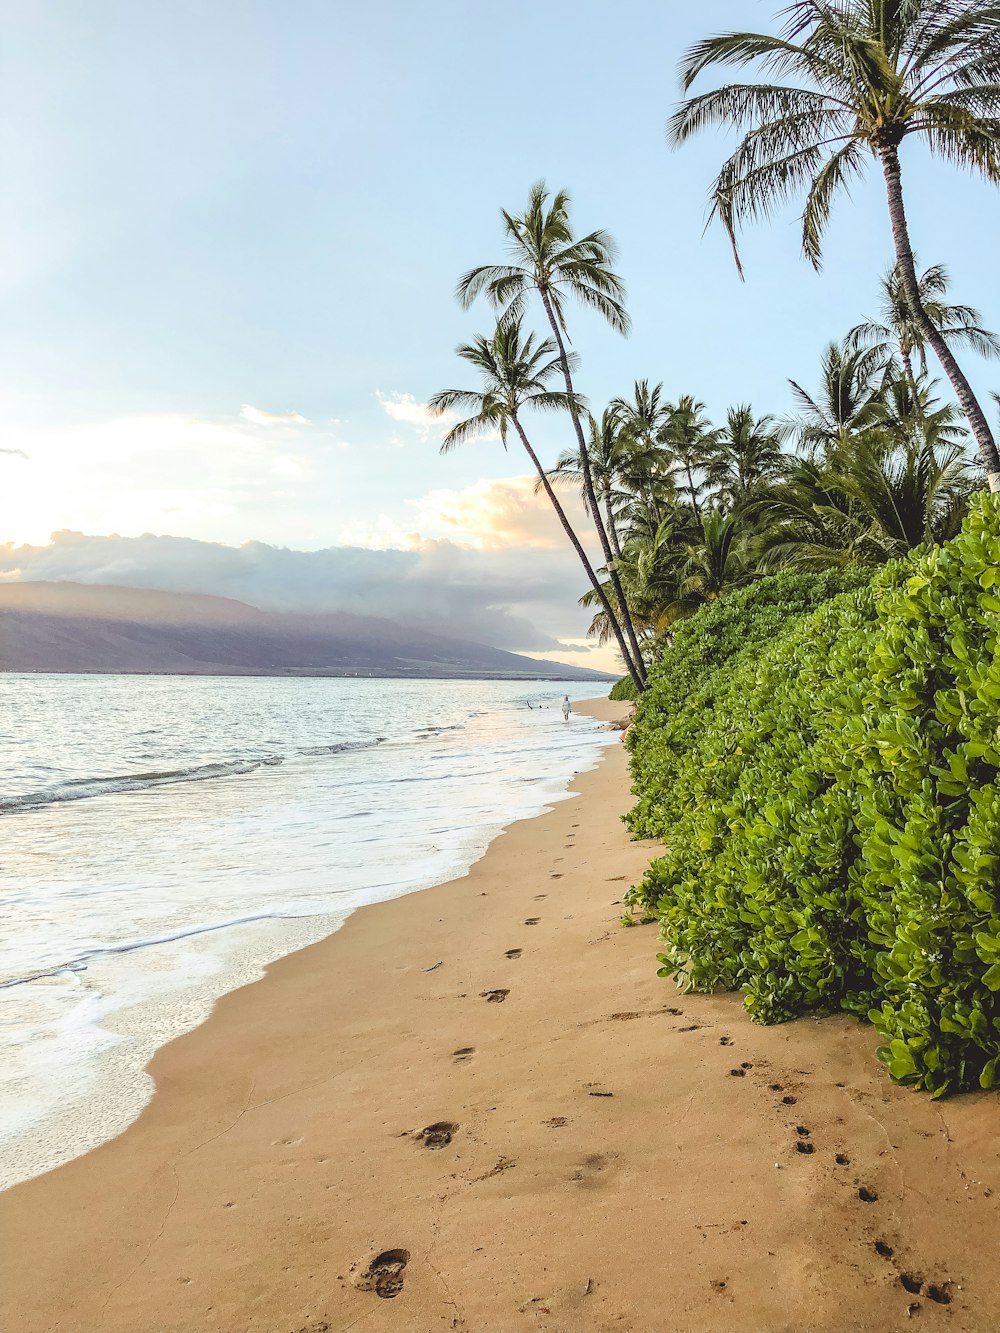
[660,396,718,516]
[786,341,889,453]
[608,379,677,507]
[756,391,974,568]
[429,319,646,694]
[546,409,632,561]
[848,262,1000,389]
[676,508,753,607]
[456,182,647,686]
[706,405,786,507]
[670,0,1000,485]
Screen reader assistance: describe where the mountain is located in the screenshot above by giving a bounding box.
[0,582,614,680]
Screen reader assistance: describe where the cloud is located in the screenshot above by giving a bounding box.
[0,526,608,662]
[239,404,310,426]
[1,447,29,459]
[376,391,455,438]
[410,476,589,552]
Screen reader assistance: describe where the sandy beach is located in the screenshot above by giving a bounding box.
[3,697,1000,1333]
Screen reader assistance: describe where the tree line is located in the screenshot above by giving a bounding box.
[433,1,1000,693]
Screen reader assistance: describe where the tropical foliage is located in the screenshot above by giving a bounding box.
[436,4,1000,1095]
[625,494,1000,1097]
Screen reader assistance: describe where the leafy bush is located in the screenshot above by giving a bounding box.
[627,495,1000,1095]
[609,675,639,701]
[627,570,872,840]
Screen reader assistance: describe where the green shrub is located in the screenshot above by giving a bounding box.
[627,494,1000,1096]
[627,570,872,840]
[609,675,639,701]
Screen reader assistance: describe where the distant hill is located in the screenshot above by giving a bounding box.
[0,582,613,681]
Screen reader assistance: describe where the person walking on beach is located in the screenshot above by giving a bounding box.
[561,695,571,722]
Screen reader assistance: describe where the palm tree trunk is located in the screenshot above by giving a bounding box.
[538,289,648,685]
[900,344,919,397]
[604,483,624,562]
[685,462,701,517]
[879,146,1000,490]
[511,413,645,694]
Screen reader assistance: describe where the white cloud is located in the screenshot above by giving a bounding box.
[1,447,29,460]
[376,390,455,438]
[239,404,310,426]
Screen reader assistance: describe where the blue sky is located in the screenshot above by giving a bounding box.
[2,1,999,666]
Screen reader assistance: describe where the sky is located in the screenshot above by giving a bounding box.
[2,0,999,671]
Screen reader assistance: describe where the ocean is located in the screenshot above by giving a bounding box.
[0,674,614,1190]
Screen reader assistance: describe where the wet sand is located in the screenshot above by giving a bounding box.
[3,698,1000,1332]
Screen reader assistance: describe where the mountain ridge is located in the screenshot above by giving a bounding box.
[0,582,614,680]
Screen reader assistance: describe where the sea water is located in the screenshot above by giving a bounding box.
[0,674,613,1189]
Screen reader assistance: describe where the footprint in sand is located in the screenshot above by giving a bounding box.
[418,1121,458,1149]
[534,894,548,900]
[354,1249,410,1300]
[858,1187,879,1203]
[481,988,510,1003]
[545,1116,569,1127]
[719,1036,733,1046]
[572,1152,616,1188]
[505,948,522,959]
[452,1047,474,1063]
[551,873,563,879]
[795,1141,815,1155]
[524,917,541,925]
[835,1153,851,1166]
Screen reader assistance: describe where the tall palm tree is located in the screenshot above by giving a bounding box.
[706,405,786,506]
[456,182,647,685]
[848,262,1000,389]
[660,396,718,516]
[429,319,645,694]
[670,0,1000,486]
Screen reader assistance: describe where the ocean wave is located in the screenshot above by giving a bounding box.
[296,737,386,756]
[0,756,284,816]
[0,907,339,992]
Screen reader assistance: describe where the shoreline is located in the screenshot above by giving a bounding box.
[1,692,614,1192]
[4,698,1000,1331]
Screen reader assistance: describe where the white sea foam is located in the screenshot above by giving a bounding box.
[0,676,613,1189]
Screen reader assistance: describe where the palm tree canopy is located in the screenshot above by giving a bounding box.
[455,180,631,336]
[706,404,787,504]
[670,1,1000,270]
[847,261,1000,371]
[786,340,890,450]
[430,321,580,452]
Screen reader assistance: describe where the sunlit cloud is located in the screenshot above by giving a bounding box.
[1,447,29,460]
[0,410,333,545]
[239,404,310,426]
[407,475,595,555]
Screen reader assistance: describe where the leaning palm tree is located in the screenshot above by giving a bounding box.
[429,319,645,694]
[670,0,1000,486]
[848,262,1000,389]
[456,182,647,685]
